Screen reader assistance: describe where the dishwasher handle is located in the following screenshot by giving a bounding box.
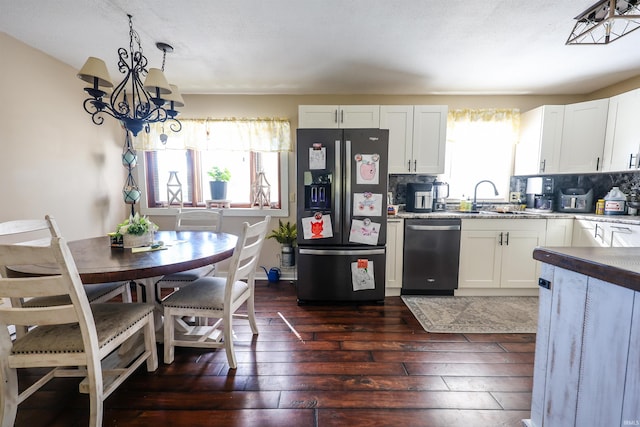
[406,224,461,231]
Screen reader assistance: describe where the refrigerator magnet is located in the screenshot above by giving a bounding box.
[351,260,375,291]
[355,153,380,185]
[301,212,333,239]
[309,145,326,170]
[353,192,383,217]
[348,218,380,245]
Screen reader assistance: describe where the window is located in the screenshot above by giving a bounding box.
[134,118,291,213]
[441,109,520,201]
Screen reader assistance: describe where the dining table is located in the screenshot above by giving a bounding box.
[7,230,238,325]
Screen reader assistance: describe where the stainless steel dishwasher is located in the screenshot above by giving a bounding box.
[402,218,461,295]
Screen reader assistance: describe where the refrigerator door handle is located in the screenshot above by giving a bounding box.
[299,248,385,256]
[345,139,352,223]
[335,139,341,233]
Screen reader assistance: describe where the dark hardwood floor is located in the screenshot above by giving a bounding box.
[15,281,535,427]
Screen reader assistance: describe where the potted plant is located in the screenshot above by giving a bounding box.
[207,166,231,200]
[267,220,297,267]
[110,213,159,248]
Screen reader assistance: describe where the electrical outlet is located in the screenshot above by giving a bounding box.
[289,192,296,202]
[509,192,521,202]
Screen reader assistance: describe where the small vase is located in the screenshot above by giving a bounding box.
[209,181,228,200]
[123,232,154,248]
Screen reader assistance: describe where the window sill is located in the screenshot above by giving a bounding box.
[139,205,289,218]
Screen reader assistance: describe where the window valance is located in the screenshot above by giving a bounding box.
[134,118,292,152]
[447,108,520,144]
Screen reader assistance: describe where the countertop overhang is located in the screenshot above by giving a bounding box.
[533,246,640,292]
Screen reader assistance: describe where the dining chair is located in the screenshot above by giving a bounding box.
[0,221,132,339]
[162,215,270,368]
[152,208,224,303]
[0,216,158,427]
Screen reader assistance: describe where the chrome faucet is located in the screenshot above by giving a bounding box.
[473,180,499,211]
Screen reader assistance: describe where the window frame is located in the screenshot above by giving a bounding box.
[136,150,289,218]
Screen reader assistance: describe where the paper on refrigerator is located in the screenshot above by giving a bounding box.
[349,218,380,245]
[351,259,375,291]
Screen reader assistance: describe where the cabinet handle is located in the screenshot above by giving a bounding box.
[594,223,604,240]
[407,160,411,171]
[340,109,344,123]
[414,160,417,172]
[505,231,510,245]
[629,153,635,169]
[596,157,600,171]
[334,109,338,124]
[540,159,546,173]
[611,225,632,234]
[499,232,503,246]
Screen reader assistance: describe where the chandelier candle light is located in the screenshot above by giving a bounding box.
[77,14,184,214]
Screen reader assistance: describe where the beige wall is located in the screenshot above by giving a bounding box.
[1,33,126,240]
[3,30,640,269]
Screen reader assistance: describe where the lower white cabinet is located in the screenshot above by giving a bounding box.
[545,218,574,246]
[572,218,640,247]
[458,219,546,291]
[385,218,404,295]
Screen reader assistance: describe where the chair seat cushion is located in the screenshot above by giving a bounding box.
[11,303,155,354]
[162,277,249,310]
[22,282,128,307]
[157,265,214,284]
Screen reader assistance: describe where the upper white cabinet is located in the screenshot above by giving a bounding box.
[602,88,640,171]
[514,105,564,175]
[380,105,448,174]
[298,105,380,129]
[558,98,609,173]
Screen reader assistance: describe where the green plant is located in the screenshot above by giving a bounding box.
[207,166,232,182]
[267,220,297,245]
[115,213,159,236]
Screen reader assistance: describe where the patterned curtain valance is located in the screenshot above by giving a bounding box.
[134,118,292,152]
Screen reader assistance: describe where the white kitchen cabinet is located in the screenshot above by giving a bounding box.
[458,219,546,290]
[379,105,447,174]
[545,218,574,246]
[558,98,609,173]
[602,88,640,171]
[606,222,640,247]
[385,218,404,295]
[571,219,606,247]
[514,105,564,175]
[298,105,380,129]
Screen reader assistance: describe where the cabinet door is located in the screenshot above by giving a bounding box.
[607,223,640,247]
[385,219,404,291]
[380,105,414,173]
[340,105,380,128]
[412,105,448,174]
[515,105,564,175]
[602,89,640,171]
[559,99,609,173]
[500,229,544,288]
[571,219,607,247]
[458,230,501,288]
[545,218,574,246]
[298,105,340,128]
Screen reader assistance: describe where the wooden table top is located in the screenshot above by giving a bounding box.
[8,230,237,284]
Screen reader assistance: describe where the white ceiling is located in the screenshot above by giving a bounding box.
[2,0,640,95]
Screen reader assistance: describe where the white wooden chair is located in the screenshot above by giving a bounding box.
[162,216,270,369]
[0,216,158,427]
[0,222,132,339]
[152,209,224,303]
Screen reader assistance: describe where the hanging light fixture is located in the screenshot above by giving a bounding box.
[77,14,183,136]
[567,0,640,44]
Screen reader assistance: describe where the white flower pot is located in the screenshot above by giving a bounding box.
[123,232,154,248]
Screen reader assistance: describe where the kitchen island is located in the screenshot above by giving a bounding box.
[524,246,640,427]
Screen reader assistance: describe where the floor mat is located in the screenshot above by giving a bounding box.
[402,295,538,334]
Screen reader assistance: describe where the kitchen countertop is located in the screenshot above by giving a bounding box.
[533,246,640,292]
[393,210,640,225]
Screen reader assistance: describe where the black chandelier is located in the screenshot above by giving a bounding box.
[77,14,183,136]
[567,0,640,44]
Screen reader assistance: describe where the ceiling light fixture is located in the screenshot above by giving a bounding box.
[567,0,640,44]
[77,14,183,136]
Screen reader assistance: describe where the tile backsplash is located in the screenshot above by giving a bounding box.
[389,171,640,208]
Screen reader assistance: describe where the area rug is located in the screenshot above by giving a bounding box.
[401,295,538,334]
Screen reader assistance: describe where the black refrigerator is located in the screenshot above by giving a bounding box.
[296,128,388,303]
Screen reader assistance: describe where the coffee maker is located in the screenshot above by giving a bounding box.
[406,183,433,213]
[525,177,554,212]
[432,181,449,211]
